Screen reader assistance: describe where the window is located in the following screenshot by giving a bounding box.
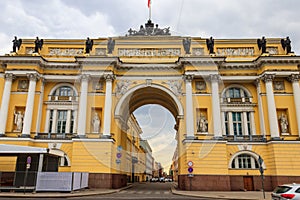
[57,110,67,133]
[232,112,242,136]
[45,85,78,135]
[231,154,259,169]
[222,86,255,136]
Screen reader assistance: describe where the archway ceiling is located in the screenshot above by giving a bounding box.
[126,87,179,120]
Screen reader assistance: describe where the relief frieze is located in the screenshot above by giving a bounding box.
[216,47,255,56]
[118,48,181,57]
[48,48,84,56]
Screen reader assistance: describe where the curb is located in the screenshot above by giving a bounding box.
[170,186,260,200]
[0,184,133,198]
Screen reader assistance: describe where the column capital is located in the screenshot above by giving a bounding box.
[262,74,275,83]
[27,73,40,81]
[183,74,194,82]
[4,73,16,81]
[80,74,90,81]
[288,74,300,83]
[209,74,221,82]
[104,73,115,81]
[255,78,261,87]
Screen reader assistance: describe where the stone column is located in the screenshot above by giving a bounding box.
[262,74,280,139]
[210,74,222,138]
[22,73,40,137]
[288,74,300,137]
[183,75,195,139]
[103,74,115,137]
[77,75,90,137]
[255,79,266,137]
[0,73,15,136]
[35,78,44,136]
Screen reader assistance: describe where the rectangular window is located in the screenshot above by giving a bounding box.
[224,112,229,135]
[70,111,75,134]
[57,110,67,133]
[232,112,242,136]
[49,110,53,133]
[247,112,251,135]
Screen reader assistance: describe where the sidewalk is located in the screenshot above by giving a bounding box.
[171,186,272,200]
[0,184,132,198]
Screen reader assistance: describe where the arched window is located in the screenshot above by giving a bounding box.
[50,86,76,101]
[45,84,78,136]
[221,86,255,136]
[231,154,259,169]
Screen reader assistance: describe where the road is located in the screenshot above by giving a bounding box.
[0,182,213,200]
[69,182,210,200]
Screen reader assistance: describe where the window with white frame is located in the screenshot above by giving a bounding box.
[45,85,78,134]
[231,154,259,169]
[222,86,255,136]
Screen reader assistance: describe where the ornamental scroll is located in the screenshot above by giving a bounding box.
[118,48,181,57]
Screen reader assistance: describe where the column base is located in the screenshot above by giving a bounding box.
[185,135,195,140]
[101,135,111,139]
[20,134,30,138]
[213,136,224,140]
[271,137,282,141]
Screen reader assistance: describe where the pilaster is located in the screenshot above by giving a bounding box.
[210,74,222,138]
[0,73,15,136]
[288,74,300,137]
[183,74,195,139]
[22,73,40,137]
[262,74,280,139]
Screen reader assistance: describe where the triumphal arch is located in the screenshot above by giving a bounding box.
[1,20,300,191]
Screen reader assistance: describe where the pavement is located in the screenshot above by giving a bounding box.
[0,183,272,200]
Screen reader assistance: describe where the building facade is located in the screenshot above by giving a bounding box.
[1,20,300,190]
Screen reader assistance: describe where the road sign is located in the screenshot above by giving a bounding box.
[26,156,31,164]
[187,161,193,167]
[188,167,193,173]
[117,153,122,158]
[258,156,263,166]
[117,145,122,152]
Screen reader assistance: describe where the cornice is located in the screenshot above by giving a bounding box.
[116,63,182,70]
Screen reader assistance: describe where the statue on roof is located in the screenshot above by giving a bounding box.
[257,36,267,54]
[12,36,22,53]
[34,37,43,53]
[281,36,292,54]
[107,37,115,54]
[183,38,191,54]
[85,37,93,54]
[127,20,171,36]
[206,37,215,54]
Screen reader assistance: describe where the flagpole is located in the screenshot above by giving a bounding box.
[149,6,151,20]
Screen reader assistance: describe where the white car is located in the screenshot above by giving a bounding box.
[271,183,300,200]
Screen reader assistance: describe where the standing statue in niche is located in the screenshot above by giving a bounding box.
[281,36,292,54]
[206,37,215,54]
[34,37,43,53]
[279,113,288,133]
[182,38,191,54]
[14,111,24,132]
[12,36,22,52]
[85,37,93,54]
[197,114,208,133]
[92,112,100,133]
[107,38,115,54]
[257,36,267,54]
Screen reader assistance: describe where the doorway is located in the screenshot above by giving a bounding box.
[243,176,254,191]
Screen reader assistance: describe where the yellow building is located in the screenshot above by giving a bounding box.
[1,20,300,191]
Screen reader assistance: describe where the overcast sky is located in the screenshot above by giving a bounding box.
[1,0,300,171]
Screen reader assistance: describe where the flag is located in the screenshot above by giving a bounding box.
[148,0,151,8]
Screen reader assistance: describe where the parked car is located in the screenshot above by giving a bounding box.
[150,177,158,182]
[271,183,300,200]
[159,177,165,182]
